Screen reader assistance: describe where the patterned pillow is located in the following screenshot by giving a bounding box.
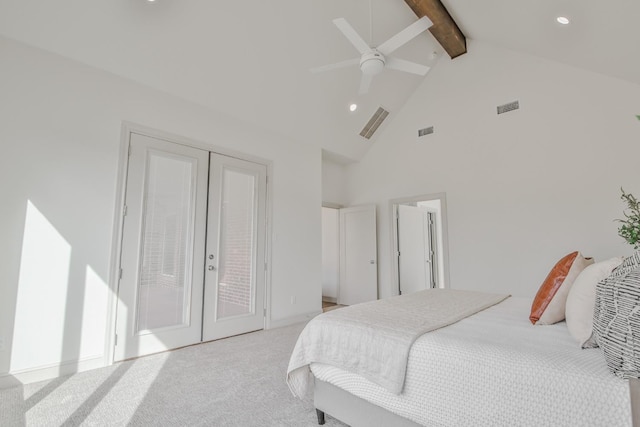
[592,251,640,379]
[610,250,640,277]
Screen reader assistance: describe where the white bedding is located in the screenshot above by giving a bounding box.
[287,289,508,398]
[311,296,632,427]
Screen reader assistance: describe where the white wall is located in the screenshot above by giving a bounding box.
[346,40,640,299]
[322,158,349,206]
[0,36,322,379]
[321,207,339,300]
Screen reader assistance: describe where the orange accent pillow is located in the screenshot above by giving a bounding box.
[529,251,594,325]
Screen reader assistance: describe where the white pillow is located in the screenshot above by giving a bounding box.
[565,257,623,347]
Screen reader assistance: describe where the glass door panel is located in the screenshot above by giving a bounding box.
[216,169,256,319]
[137,152,196,332]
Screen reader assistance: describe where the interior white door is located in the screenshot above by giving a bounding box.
[339,205,377,305]
[115,133,209,361]
[398,205,433,295]
[202,154,267,341]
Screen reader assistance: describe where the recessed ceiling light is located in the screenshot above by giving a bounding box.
[556,16,570,25]
[349,103,358,112]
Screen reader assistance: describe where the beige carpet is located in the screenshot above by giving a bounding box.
[0,322,347,426]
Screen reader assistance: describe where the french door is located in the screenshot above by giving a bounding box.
[203,153,267,341]
[114,133,267,361]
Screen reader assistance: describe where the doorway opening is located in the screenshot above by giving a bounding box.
[390,193,449,295]
[321,206,340,306]
[321,204,378,308]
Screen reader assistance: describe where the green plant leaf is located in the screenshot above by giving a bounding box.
[617,187,640,249]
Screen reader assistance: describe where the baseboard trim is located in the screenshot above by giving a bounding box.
[322,296,337,304]
[0,356,105,389]
[268,310,322,329]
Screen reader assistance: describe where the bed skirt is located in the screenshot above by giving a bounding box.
[315,377,640,427]
[314,379,421,427]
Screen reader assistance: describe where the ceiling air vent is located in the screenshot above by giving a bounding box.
[418,126,434,137]
[360,107,389,139]
[497,100,519,115]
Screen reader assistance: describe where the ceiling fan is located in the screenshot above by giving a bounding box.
[311,15,433,95]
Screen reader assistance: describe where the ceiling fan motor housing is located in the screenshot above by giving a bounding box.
[360,50,386,75]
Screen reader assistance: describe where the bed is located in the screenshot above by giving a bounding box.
[287,289,640,427]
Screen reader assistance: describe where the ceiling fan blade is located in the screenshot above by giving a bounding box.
[385,57,431,75]
[377,16,433,56]
[310,58,360,74]
[333,18,371,55]
[358,74,373,95]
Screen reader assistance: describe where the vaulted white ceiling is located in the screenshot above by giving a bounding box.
[1,0,638,162]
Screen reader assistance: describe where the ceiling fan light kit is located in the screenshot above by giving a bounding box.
[360,51,385,75]
[312,15,433,94]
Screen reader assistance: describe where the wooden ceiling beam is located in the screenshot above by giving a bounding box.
[404,0,466,59]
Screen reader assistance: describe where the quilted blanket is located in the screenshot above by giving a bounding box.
[286,288,509,397]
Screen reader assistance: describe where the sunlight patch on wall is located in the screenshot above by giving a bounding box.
[11,200,71,372]
[80,266,109,359]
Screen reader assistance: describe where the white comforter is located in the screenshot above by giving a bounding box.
[311,297,632,426]
[286,289,508,398]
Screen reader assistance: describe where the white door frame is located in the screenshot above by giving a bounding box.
[106,122,273,366]
[389,193,450,295]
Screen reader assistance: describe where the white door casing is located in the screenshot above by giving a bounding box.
[389,193,450,294]
[339,205,378,305]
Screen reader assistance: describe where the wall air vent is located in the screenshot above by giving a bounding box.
[360,107,389,139]
[418,126,434,137]
[497,100,519,115]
